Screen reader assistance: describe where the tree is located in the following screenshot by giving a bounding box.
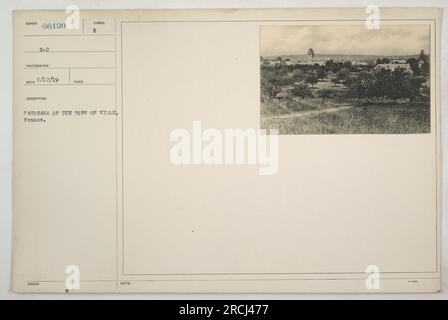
[307,48,315,59]
[376,57,390,64]
[342,60,352,69]
[260,68,282,98]
[336,67,351,85]
[407,57,420,75]
[305,70,318,87]
[291,83,313,100]
[262,63,293,94]
[418,49,430,76]
[419,49,427,62]
[330,76,339,87]
[348,68,426,101]
[315,67,327,79]
[318,89,334,104]
[390,68,426,101]
[373,68,393,97]
[325,59,336,73]
[292,69,306,82]
[348,70,375,98]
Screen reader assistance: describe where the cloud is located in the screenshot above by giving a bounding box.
[261,25,430,56]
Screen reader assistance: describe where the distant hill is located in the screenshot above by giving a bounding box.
[262,54,420,64]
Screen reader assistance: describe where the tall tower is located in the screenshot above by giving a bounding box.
[307,48,315,60]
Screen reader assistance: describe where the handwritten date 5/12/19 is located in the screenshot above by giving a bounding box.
[35,76,59,84]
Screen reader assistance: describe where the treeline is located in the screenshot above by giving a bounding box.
[347,68,428,101]
[262,58,364,75]
[260,66,332,102]
[261,53,430,103]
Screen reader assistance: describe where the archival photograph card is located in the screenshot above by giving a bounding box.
[12,8,442,293]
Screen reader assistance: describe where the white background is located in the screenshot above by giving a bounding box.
[1,0,447,300]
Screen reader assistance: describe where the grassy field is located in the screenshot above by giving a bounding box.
[261,101,430,134]
[312,79,348,91]
[261,68,431,134]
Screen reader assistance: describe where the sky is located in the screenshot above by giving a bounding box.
[260,25,430,57]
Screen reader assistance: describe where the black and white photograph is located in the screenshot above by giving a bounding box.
[1,2,446,303]
[260,25,431,134]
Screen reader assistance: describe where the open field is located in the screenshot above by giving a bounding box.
[261,102,430,134]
